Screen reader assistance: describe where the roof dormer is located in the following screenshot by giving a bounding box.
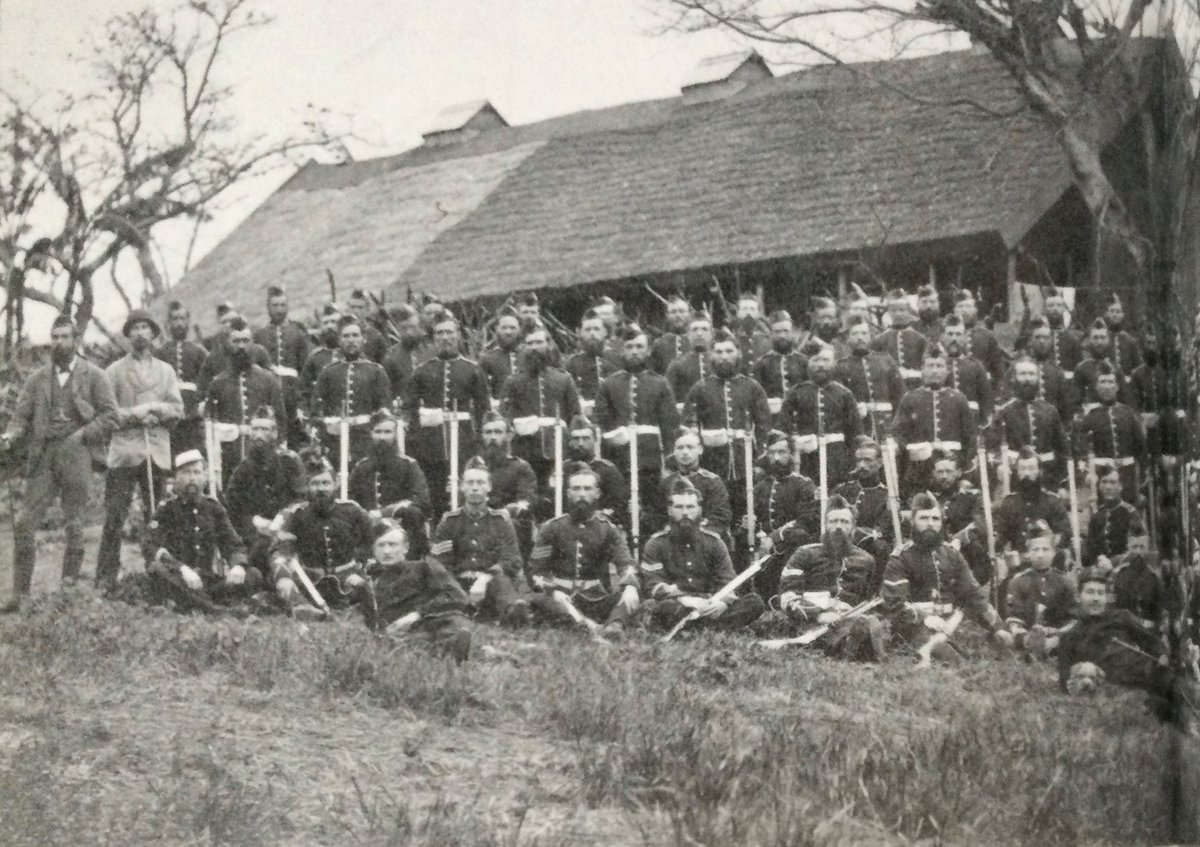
[421,100,509,146]
[680,50,773,105]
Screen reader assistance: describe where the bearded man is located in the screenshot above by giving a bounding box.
[347,409,432,558]
[500,324,580,484]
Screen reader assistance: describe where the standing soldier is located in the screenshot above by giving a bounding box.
[97,309,184,591]
[157,301,207,456]
[347,409,432,559]
[1012,318,1074,420]
[649,296,693,375]
[1102,294,1142,380]
[143,449,260,613]
[429,456,529,625]
[1082,467,1147,568]
[408,312,491,520]
[500,324,580,484]
[594,326,680,542]
[564,310,620,419]
[1041,289,1084,376]
[479,310,523,400]
[300,305,343,412]
[1,317,118,611]
[1128,327,1185,484]
[836,316,904,441]
[1074,319,1128,413]
[380,305,428,403]
[871,290,927,389]
[892,344,977,496]
[993,356,1070,485]
[205,317,286,483]
[311,317,392,466]
[753,310,808,429]
[254,286,310,449]
[941,315,993,424]
[993,448,1071,556]
[197,307,270,394]
[346,289,390,363]
[527,466,639,638]
[665,315,714,405]
[913,284,944,342]
[782,344,861,491]
[808,297,848,360]
[659,431,733,544]
[730,292,771,372]
[952,290,1006,384]
[641,479,766,631]
[1078,362,1146,503]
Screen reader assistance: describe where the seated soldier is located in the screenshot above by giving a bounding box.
[1082,466,1146,570]
[882,493,1013,662]
[641,479,766,631]
[750,430,819,597]
[528,465,639,639]
[1109,532,1165,629]
[224,406,306,575]
[659,431,733,545]
[479,412,539,562]
[993,447,1071,563]
[429,456,530,626]
[268,456,374,620]
[926,451,981,536]
[565,415,628,528]
[832,436,895,580]
[143,450,262,613]
[363,523,472,664]
[773,496,884,661]
[1057,568,1172,710]
[348,409,432,559]
[1003,522,1077,659]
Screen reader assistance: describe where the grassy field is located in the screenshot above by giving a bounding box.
[0,533,1196,846]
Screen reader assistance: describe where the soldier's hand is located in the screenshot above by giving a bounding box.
[618,585,639,611]
[368,509,383,522]
[991,629,1015,650]
[699,598,728,619]
[252,515,272,535]
[758,534,774,554]
[387,611,420,633]
[179,565,204,591]
[740,514,755,532]
[225,565,246,586]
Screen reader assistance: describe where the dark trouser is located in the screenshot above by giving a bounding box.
[12,437,93,597]
[170,418,204,459]
[97,461,167,588]
[147,559,263,613]
[456,572,520,620]
[650,594,766,630]
[529,591,628,627]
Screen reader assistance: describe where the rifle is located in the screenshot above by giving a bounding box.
[393,400,407,457]
[1066,439,1083,570]
[289,558,330,615]
[144,429,157,518]
[818,434,829,536]
[744,431,755,552]
[629,421,640,553]
[449,399,460,511]
[553,406,564,518]
[204,418,221,496]
[709,275,733,324]
[660,553,769,643]
[883,437,904,552]
[757,597,884,649]
[338,398,350,501]
[977,444,999,609]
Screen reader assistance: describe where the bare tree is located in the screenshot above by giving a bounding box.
[0,0,340,351]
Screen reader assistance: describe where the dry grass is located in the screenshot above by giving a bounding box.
[0,540,1193,845]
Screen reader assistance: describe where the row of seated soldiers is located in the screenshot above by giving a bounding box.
[143,432,1178,708]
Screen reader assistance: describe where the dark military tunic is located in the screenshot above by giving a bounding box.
[661,466,733,537]
[1046,324,1084,381]
[945,353,993,422]
[1057,610,1167,694]
[665,351,710,404]
[198,337,271,394]
[871,326,926,387]
[594,367,679,471]
[892,384,977,491]
[731,316,770,373]
[1078,399,1145,501]
[914,315,944,343]
[563,348,621,415]
[994,487,1070,553]
[407,354,491,466]
[753,349,809,427]
[1073,356,1130,410]
[991,396,1070,482]
[254,319,312,446]
[963,323,1007,384]
[1110,556,1164,624]
[430,505,523,579]
[300,346,339,409]
[641,526,735,599]
[479,343,522,399]
[649,331,687,376]
[931,484,982,536]
[753,470,818,539]
[382,341,422,405]
[205,364,286,476]
[348,450,431,515]
[682,373,772,481]
[224,448,306,544]
[368,558,470,631]
[1005,567,1075,628]
[1003,359,1072,420]
[529,512,637,599]
[781,378,862,488]
[144,494,246,573]
[777,542,876,607]
[1108,330,1142,380]
[270,499,374,579]
[156,337,208,454]
[835,350,904,440]
[881,541,1002,633]
[1082,499,1146,566]
[586,456,629,527]
[499,366,580,469]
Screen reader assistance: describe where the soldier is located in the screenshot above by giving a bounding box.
[1078,362,1145,502]
[993,447,1071,556]
[300,305,344,411]
[204,317,286,483]
[1128,326,1186,477]
[665,314,714,403]
[952,289,1006,384]
[913,284,943,342]
[197,307,271,394]
[751,431,820,596]
[363,523,472,664]
[311,317,392,467]
[1003,522,1077,657]
[500,324,580,483]
[881,493,1013,658]
[774,495,884,661]
[381,304,428,402]
[564,309,620,419]
[347,409,432,559]
[98,309,184,590]
[254,285,310,448]
[782,343,861,491]
[1041,289,1085,382]
[641,479,766,631]
[730,292,771,371]
[941,315,993,423]
[143,450,261,613]
[1074,319,1129,412]
[1,316,118,610]
[836,316,904,440]
[429,456,529,625]
[1102,293,1142,379]
[1109,533,1164,628]
[871,290,927,389]
[926,451,981,536]
[753,310,808,428]
[480,310,523,400]
[833,437,895,572]
[994,356,1071,484]
[1014,318,1074,420]
[224,406,306,575]
[892,344,977,496]
[594,325,680,541]
[649,295,693,375]
[1082,466,1146,568]
[478,413,539,560]
[564,416,628,526]
[808,297,847,360]
[407,312,491,519]
[1057,568,1171,705]
[528,466,639,638]
[345,288,390,363]
[157,301,207,456]
[268,456,374,619]
[660,431,733,543]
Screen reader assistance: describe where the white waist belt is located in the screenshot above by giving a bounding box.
[1093,456,1136,467]
[272,366,299,379]
[603,425,661,440]
[543,576,603,591]
[858,402,892,415]
[580,399,595,417]
[512,415,559,436]
[906,440,962,460]
[794,433,845,453]
[899,368,921,380]
[768,397,783,415]
[178,381,197,392]
[418,407,472,427]
[323,414,372,434]
[1081,403,1099,414]
[700,428,748,447]
[1062,370,1075,380]
[967,401,979,412]
[211,422,247,442]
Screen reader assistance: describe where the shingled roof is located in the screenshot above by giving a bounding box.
[171,42,1159,324]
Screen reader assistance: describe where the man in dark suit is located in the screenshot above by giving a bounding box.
[1,316,118,610]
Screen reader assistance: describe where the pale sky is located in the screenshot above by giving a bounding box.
[1,0,960,340]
